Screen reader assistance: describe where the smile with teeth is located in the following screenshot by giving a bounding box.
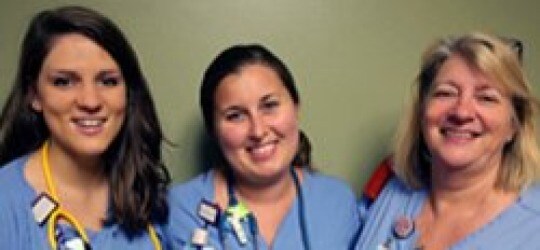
[247,142,277,161]
[72,117,107,136]
[73,118,106,127]
[441,128,480,140]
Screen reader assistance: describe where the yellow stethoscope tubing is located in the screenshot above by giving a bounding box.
[41,141,161,250]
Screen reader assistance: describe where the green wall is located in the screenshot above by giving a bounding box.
[2,0,539,192]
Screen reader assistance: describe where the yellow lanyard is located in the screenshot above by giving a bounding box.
[41,141,162,250]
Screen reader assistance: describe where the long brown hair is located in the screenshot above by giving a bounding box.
[0,6,170,233]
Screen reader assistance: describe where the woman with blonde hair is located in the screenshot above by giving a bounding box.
[356,32,540,249]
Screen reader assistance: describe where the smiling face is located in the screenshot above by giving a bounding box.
[422,54,516,173]
[214,64,299,185]
[31,33,126,157]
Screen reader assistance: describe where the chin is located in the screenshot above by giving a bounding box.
[434,156,477,170]
[72,141,112,156]
[78,147,109,156]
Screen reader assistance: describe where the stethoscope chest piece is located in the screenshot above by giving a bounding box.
[58,236,91,250]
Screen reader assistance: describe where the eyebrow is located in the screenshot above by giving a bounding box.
[260,93,277,102]
[475,84,501,93]
[96,70,123,79]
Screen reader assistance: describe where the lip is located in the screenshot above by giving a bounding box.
[440,127,481,143]
[247,140,278,162]
[71,117,107,136]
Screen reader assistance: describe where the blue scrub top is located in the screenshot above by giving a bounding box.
[356,177,540,249]
[0,156,166,249]
[165,169,360,250]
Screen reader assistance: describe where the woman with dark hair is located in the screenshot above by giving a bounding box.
[356,32,540,249]
[166,44,360,249]
[0,6,169,249]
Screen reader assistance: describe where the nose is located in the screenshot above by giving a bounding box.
[76,83,102,113]
[448,95,474,124]
[248,113,268,141]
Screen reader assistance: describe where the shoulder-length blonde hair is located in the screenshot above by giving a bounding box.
[393,32,540,191]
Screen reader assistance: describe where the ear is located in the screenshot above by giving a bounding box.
[507,115,519,143]
[29,87,42,112]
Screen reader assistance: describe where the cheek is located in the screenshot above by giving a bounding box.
[108,87,128,113]
[488,114,515,140]
[39,98,72,118]
[421,103,443,148]
[423,101,446,128]
[216,124,247,153]
[274,107,299,136]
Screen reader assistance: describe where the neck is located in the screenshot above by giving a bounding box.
[232,169,299,206]
[430,153,503,191]
[429,157,509,211]
[221,168,302,246]
[45,141,107,192]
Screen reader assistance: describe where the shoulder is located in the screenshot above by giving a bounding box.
[0,156,27,182]
[518,183,540,214]
[301,170,361,248]
[359,176,423,230]
[168,171,213,206]
[365,176,420,212]
[165,171,213,247]
[302,170,358,217]
[0,156,31,202]
[304,170,355,197]
[168,171,214,219]
[0,156,42,248]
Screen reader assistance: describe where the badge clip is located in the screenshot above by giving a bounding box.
[31,192,58,225]
[198,199,221,226]
[226,202,250,245]
[191,227,209,247]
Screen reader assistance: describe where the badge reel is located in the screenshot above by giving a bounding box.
[192,200,221,250]
[377,215,415,250]
[226,202,251,246]
[393,215,414,239]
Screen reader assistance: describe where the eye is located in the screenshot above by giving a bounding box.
[430,84,458,98]
[477,93,500,103]
[431,89,456,98]
[100,76,122,86]
[261,100,279,111]
[52,77,71,87]
[224,110,246,122]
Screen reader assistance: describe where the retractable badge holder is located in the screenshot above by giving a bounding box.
[193,200,221,248]
[32,193,58,225]
[226,202,250,246]
[393,215,414,239]
[377,215,415,250]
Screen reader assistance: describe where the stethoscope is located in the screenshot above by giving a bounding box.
[216,166,311,250]
[36,141,162,250]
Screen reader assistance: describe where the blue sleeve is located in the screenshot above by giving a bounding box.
[164,176,210,249]
[305,174,362,250]
[357,195,371,230]
[0,164,20,248]
[0,198,15,247]
[164,187,194,249]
